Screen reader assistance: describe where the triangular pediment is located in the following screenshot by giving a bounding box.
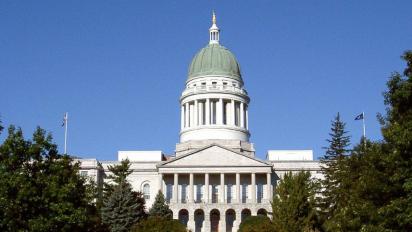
[159,144,270,167]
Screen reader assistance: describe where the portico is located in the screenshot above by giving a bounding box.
[158,144,273,232]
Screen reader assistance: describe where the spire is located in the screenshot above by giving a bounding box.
[209,11,220,44]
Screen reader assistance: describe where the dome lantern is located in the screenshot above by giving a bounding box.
[209,11,220,44]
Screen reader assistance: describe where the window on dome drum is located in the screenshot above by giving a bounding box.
[201,82,206,90]
[80,171,88,177]
[211,100,217,124]
[189,103,194,127]
[143,183,150,200]
[223,101,228,125]
[212,82,217,89]
[235,101,241,126]
[243,105,248,128]
[200,100,206,125]
[183,105,186,128]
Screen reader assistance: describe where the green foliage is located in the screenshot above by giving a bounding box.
[101,182,145,232]
[0,125,101,231]
[101,160,146,232]
[149,190,173,219]
[319,113,351,230]
[271,171,320,232]
[107,159,132,185]
[103,159,133,198]
[378,50,412,230]
[238,215,273,232]
[130,216,186,232]
[320,51,412,231]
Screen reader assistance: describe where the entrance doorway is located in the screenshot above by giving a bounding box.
[194,209,204,232]
[210,209,220,232]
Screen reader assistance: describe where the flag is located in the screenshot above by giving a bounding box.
[62,113,67,127]
[355,112,364,120]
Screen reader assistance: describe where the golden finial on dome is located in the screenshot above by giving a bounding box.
[212,11,216,24]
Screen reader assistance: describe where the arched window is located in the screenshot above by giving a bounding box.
[143,183,150,200]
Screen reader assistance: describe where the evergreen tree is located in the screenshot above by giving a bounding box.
[324,51,412,231]
[271,171,320,232]
[101,182,144,232]
[103,159,133,197]
[101,160,146,232]
[149,190,173,219]
[319,113,350,229]
[0,125,101,231]
[377,50,412,230]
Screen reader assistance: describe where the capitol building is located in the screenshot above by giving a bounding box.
[78,13,322,232]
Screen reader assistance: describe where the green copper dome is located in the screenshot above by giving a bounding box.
[188,44,242,81]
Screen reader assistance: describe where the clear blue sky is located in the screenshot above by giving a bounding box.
[1,1,411,160]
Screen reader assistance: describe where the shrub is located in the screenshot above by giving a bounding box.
[239,215,274,232]
[130,216,186,232]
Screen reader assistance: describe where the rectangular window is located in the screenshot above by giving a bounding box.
[235,102,240,126]
[196,184,204,203]
[242,184,248,203]
[80,171,88,177]
[223,101,228,125]
[257,184,264,203]
[212,185,219,203]
[181,184,187,203]
[166,184,173,203]
[211,100,217,124]
[227,184,233,203]
[199,101,206,125]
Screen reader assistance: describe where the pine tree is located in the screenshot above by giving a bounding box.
[319,113,350,229]
[377,50,412,230]
[101,182,143,232]
[101,160,147,232]
[271,171,320,232]
[149,191,173,219]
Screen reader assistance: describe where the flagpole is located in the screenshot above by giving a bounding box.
[362,112,366,139]
[64,112,68,154]
[362,111,366,148]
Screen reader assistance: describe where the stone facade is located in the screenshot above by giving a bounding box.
[77,13,323,232]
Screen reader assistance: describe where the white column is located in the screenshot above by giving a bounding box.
[232,99,236,126]
[158,173,163,193]
[220,173,225,203]
[217,98,223,125]
[240,102,244,128]
[194,100,198,127]
[236,173,240,203]
[267,172,272,201]
[251,173,256,203]
[205,173,209,203]
[189,173,194,203]
[181,105,184,130]
[245,106,249,129]
[206,99,210,125]
[185,102,189,128]
[174,173,179,203]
